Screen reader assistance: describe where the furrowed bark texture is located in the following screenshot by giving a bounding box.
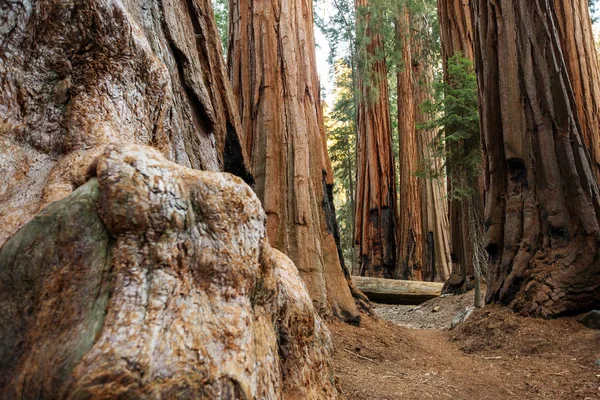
[396,6,424,281]
[472,0,600,317]
[0,0,251,247]
[228,0,364,321]
[412,14,451,282]
[437,0,484,293]
[354,0,399,279]
[437,0,474,66]
[0,144,343,399]
[554,0,600,184]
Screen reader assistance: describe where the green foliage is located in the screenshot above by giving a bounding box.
[419,52,481,201]
[325,61,357,267]
[213,0,229,57]
[590,0,599,24]
[314,0,356,68]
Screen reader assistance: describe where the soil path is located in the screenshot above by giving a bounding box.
[329,301,600,399]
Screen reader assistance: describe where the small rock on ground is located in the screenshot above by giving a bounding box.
[579,310,600,329]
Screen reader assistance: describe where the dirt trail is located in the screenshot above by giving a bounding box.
[329,299,600,399]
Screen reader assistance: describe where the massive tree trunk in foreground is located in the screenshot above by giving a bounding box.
[354,0,399,278]
[0,0,251,247]
[437,0,484,293]
[412,14,451,282]
[0,145,342,399]
[554,0,600,184]
[473,0,600,317]
[396,6,424,281]
[228,0,365,321]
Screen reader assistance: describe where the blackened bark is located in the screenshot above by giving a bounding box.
[354,0,399,279]
[472,0,600,317]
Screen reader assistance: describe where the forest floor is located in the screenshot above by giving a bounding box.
[329,292,600,399]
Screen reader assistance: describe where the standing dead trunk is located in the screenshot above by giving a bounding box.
[472,0,600,317]
[411,12,452,282]
[228,0,366,321]
[0,0,252,247]
[354,0,399,279]
[554,0,600,184]
[396,6,424,281]
[437,0,485,293]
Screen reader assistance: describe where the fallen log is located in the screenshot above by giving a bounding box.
[352,276,444,305]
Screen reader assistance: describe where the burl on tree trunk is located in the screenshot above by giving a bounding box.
[0,0,251,246]
[0,145,343,399]
[228,0,367,321]
[354,0,399,279]
[472,0,600,317]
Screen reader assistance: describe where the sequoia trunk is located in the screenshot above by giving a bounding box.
[354,0,399,279]
[412,12,452,282]
[554,0,600,183]
[472,0,600,316]
[396,6,424,281]
[437,0,485,293]
[228,0,365,321]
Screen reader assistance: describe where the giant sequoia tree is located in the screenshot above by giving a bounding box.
[473,0,600,316]
[412,9,451,282]
[437,0,484,292]
[228,0,365,321]
[396,5,424,281]
[554,0,600,183]
[354,0,399,279]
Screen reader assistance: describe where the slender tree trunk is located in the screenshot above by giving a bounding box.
[437,0,485,293]
[396,6,423,281]
[412,12,452,282]
[345,124,357,273]
[554,0,600,184]
[354,0,399,278]
[350,47,362,277]
[228,0,366,321]
[472,0,600,317]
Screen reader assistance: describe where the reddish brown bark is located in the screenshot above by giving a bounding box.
[437,0,483,292]
[472,0,600,317]
[437,0,474,71]
[396,6,423,281]
[354,0,399,279]
[554,0,600,184]
[412,13,451,282]
[228,0,366,321]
